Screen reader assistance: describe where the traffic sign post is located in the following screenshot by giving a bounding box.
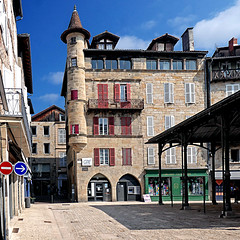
[0,161,13,175]
[14,162,28,176]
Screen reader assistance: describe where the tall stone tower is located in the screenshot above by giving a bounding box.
[61,6,90,151]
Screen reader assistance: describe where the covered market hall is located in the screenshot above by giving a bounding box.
[146,90,240,216]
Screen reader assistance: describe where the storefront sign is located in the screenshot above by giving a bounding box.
[143,194,151,202]
[82,158,92,166]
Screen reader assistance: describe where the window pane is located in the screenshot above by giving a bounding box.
[106,44,113,50]
[31,126,36,136]
[92,59,104,69]
[120,60,131,69]
[147,60,157,70]
[71,58,77,67]
[186,60,197,70]
[160,60,170,70]
[106,60,117,69]
[173,60,183,70]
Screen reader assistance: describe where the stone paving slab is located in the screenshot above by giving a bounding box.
[10,201,240,240]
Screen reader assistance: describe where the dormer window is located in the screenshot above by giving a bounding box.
[98,43,104,49]
[106,44,113,50]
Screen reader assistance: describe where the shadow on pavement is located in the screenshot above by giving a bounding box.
[92,203,240,230]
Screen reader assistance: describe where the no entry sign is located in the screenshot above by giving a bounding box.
[0,161,13,175]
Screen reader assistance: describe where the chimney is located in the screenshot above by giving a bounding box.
[229,37,237,55]
[181,28,194,51]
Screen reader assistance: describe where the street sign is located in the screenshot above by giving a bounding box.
[14,162,27,176]
[0,161,13,175]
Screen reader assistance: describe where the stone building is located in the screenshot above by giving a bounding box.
[207,38,240,201]
[61,7,208,202]
[0,0,33,238]
[30,105,67,200]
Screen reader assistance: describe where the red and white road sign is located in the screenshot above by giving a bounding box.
[0,161,13,175]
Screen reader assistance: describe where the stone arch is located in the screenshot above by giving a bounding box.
[116,174,141,201]
[87,173,112,202]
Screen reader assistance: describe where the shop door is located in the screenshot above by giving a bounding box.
[117,182,127,201]
[95,183,104,201]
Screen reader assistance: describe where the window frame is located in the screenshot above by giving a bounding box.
[146,59,157,70]
[147,116,154,136]
[92,59,104,69]
[99,118,108,135]
[119,59,131,70]
[172,60,183,70]
[159,60,170,70]
[166,148,176,164]
[186,60,197,70]
[43,126,50,136]
[146,83,153,104]
[164,83,174,103]
[100,148,109,165]
[122,148,132,166]
[31,126,37,136]
[58,128,66,144]
[44,143,50,154]
[226,84,239,97]
[147,147,155,165]
[187,146,197,164]
[32,143,37,154]
[185,83,195,104]
[165,115,175,130]
[71,57,77,67]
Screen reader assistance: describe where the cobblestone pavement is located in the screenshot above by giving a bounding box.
[10,201,240,240]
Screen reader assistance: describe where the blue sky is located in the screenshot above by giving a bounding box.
[17,0,240,114]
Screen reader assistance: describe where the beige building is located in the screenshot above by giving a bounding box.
[30,105,67,199]
[61,7,208,202]
[207,38,240,201]
[0,0,34,239]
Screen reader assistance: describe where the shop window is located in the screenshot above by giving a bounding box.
[32,143,37,154]
[44,126,49,136]
[44,143,50,154]
[106,59,117,69]
[122,148,132,165]
[119,60,131,69]
[146,60,157,70]
[186,60,197,70]
[231,149,240,162]
[31,126,37,136]
[148,177,170,196]
[92,59,104,69]
[159,60,170,70]
[173,60,183,70]
[188,177,204,195]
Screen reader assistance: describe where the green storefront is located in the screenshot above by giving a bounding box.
[145,169,208,202]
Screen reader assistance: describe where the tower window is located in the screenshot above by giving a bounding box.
[70,37,76,44]
[71,58,77,67]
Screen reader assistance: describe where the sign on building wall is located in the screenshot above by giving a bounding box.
[81,158,92,166]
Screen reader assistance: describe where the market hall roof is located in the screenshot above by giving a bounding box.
[61,5,90,43]
[146,90,240,146]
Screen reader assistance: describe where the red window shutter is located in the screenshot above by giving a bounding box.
[127,84,131,100]
[128,148,132,165]
[98,84,108,108]
[71,90,78,100]
[115,84,120,102]
[126,117,132,135]
[123,148,131,165]
[103,84,108,100]
[109,148,115,166]
[93,117,99,135]
[75,124,79,134]
[98,84,103,100]
[122,148,126,165]
[70,125,73,134]
[108,117,114,135]
[94,148,100,166]
[121,117,126,135]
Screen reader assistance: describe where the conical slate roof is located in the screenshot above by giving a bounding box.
[61,6,90,43]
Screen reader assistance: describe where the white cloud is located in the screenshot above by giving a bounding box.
[39,93,60,103]
[42,71,64,85]
[194,0,240,51]
[116,36,150,49]
[141,20,157,30]
[168,15,196,31]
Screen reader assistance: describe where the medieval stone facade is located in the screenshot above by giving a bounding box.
[61,7,208,202]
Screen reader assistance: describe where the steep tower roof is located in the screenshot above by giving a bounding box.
[61,5,90,43]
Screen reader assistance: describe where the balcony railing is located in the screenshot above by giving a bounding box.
[88,99,144,110]
[212,69,240,81]
[0,88,31,145]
